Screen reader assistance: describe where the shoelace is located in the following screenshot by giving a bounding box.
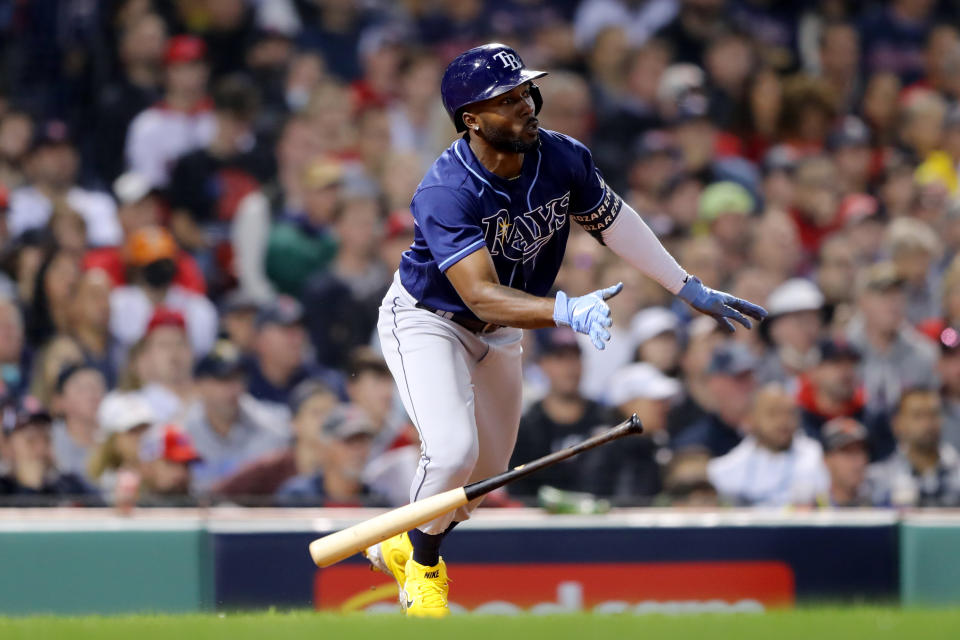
[411,575,448,607]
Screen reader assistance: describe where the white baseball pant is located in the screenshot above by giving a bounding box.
[378,272,524,534]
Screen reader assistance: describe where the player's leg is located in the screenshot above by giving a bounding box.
[373,283,486,616]
[455,328,525,518]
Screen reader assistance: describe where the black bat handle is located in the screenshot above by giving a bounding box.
[463,414,644,501]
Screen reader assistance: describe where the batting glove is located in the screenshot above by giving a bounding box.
[677,275,768,333]
[553,282,623,350]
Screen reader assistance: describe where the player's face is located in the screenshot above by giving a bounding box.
[467,83,539,154]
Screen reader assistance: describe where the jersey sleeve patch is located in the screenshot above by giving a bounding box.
[569,175,623,244]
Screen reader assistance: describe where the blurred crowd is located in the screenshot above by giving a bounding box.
[2,0,960,510]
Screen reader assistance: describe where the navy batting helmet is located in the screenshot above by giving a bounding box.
[440,43,548,133]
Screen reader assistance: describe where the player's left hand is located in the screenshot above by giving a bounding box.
[553,282,623,350]
[677,275,768,333]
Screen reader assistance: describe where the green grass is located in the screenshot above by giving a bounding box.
[2,608,960,640]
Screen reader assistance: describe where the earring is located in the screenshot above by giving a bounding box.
[474,126,479,131]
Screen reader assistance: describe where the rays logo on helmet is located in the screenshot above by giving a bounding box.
[493,50,522,71]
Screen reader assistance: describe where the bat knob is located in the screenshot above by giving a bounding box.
[628,413,644,435]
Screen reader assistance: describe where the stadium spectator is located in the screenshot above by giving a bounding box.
[708,383,829,506]
[83,171,207,294]
[138,424,202,503]
[673,341,757,457]
[658,447,718,506]
[509,328,613,498]
[217,290,260,355]
[858,0,935,85]
[8,120,121,247]
[631,307,681,376]
[245,296,338,406]
[265,156,342,297]
[49,364,107,482]
[211,379,338,500]
[0,296,28,398]
[303,195,388,369]
[28,334,85,410]
[125,35,215,188]
[867,387,960,507]
[601,362,682,500]
[938,328,960,452]
[87,391,154,500]
[815,22,861,114]
[184,340,288,493]
[135,309,195,424]
[167,74,272,290]
[884,218,941,325]
[68,269,120,387]
[819,417,872,507]
[846,262,938,414]
[0,397,95,505]
[696,181,754,278]
[826,116,873,197]
[94,12,167,184]
[109,226,218,356]
[345,348,401,441]
[275,404,381,506]
[788,155,842,258]
[0,110,34,191]
[25,247,82,347]
[757,278,825,383]
[667,316,724,436]
[747,213,803,287]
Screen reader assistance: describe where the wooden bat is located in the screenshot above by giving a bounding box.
[308,413,643,567]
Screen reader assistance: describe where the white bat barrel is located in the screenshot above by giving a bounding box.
[308,488,469,567]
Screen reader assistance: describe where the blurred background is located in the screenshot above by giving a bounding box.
[2,0,960,616]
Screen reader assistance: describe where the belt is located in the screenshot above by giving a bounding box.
[415,301,502,334]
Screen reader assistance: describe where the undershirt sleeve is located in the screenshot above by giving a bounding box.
[600,200,689,294]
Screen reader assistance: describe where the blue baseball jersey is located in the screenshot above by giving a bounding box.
[399,129,623,320]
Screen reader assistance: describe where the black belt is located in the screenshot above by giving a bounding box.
[415,301,502,334]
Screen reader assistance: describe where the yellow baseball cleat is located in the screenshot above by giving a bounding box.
[402,558,450,618]
[364,532,413,592]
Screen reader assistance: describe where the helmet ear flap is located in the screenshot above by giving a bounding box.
[530,83,543,116]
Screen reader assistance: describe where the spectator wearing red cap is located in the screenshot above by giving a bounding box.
[109,226,218,356]
[124,35,215,188]
[135,308,196,425]
[138,424,202,502]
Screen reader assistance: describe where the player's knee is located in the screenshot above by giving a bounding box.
[432,437,479,484]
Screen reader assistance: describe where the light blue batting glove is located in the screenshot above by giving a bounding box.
[677,275,768,333]
[553,282,624,350]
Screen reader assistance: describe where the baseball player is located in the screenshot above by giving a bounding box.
[366,43,767,617]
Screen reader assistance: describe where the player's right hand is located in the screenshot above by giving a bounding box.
[553,282,623,350]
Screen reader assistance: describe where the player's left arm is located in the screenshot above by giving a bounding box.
[598,199,768,332]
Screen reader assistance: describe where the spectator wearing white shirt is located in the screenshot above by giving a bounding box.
[124,35,216,188]
[709,383,830,507]
[9,120,121,247]
[109,226,217,356]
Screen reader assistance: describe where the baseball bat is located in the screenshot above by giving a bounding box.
[308,413,643,567]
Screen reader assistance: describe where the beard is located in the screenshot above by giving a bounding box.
[480,119,540,154]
